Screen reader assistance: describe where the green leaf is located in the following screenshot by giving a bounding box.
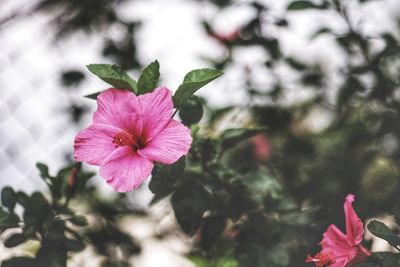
[221,128,266,150]
[370,252,400,267]
[171,178,210,236]
[69,215,88,227]
[29,192,51,219]
[65,238,85,252]
[84,91,102,99]
[1,257,36,267]
[4,233,28,248]
[101,260,127,267]
[36,163,50,179]
[51,166,74,201]
[179,95,204,126]
[137,60,160,94]
[86,64,138,92]
[16,192,29,207]
[36,241,67,267]
[287,1,326,10]
[173,68,223,108]
[1,187,17,211]
[199,214,226,250]
[149,157,186,203]
[367,220,400,247]
[0,212,19,230]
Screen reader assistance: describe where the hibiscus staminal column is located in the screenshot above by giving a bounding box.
[112,130,145,150]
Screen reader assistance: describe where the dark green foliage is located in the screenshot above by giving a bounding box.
[4,233,28,248]
[179,95,204,126]
[86,64,138,93]
[3,0,400,265]
[173,68,223,108]
[149,156,186,203]
[287,1,329,10]
[0,163,95,266]
[367,220,400,247]
[61,70,85,87]
[221,128,266,150]
[137,60,160,94]
[1,257,37,267]
[1,187,16,211]
[172,175,211,235]
[199,214,226,250]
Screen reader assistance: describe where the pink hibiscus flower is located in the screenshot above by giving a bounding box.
[74,87,192,192]
[306,194,371,267]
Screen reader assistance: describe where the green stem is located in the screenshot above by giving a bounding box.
[172,108,179,118]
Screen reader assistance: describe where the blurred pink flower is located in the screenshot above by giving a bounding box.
[209,29,240,43]
[74,87,192,192]
[306,194,371,267]
[251,134,271,162]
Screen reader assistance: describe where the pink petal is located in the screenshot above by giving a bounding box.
[138,120,192,164]
[138,86,173,142]
[74,124,121,165]
[93,88,143,134]
[348,244,371,265]
[344,194,364,245]
[99,146,154,192]
[330,261,347,267]
[321,225,354,263]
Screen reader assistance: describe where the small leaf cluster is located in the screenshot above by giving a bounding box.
[0,163,94,267]
[0,162,144,267]
[85,60,222,118]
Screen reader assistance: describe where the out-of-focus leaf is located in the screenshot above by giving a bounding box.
[311,27,332,39]
[65,238,85,252]
[61,70,85,87]
[221,128,266,150]
[285,57,307,71]
[86,64,138,93]
[69,215,89,227]
[199,214,226,250]
[355,252,400,266]
[0,212,19,230]
[171,180,210,236]
[173,68,223,108]
[1,257,36,267]
[4,233,28,248]
[179,95,204,126]
[287,1,327,10]
[101,260,123,267]
[36,163,50,179]
[237,243,288,267]
[367,220,400,247]
[242,168,283,205]
[137,60,160,94]
[209,106,235,127]
[149,157,186,203]
[1,187,17,211]
[84,91,102,99]
[16,191,29,207]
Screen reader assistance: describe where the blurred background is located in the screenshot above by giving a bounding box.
[1,0,400,266]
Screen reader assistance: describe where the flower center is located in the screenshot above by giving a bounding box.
[112,130,145,150]
[306,252,333,267]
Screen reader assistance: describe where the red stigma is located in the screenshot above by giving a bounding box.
[306,252,333,267]
[112,130,145,149]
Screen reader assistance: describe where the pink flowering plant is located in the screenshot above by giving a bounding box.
[2,59,400,267]
[74,61,223,193]
[306,194,371,267]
